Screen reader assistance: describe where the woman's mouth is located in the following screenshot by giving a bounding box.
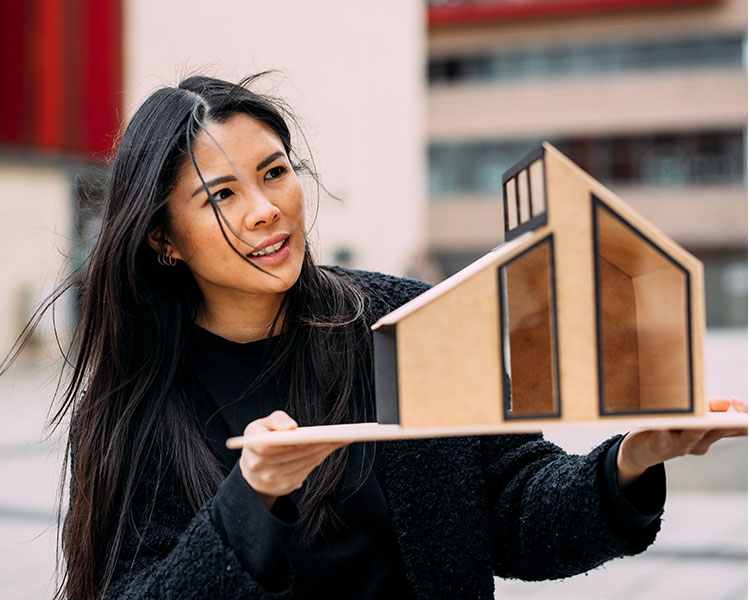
[246,237,291,266]
[249,238,287,257]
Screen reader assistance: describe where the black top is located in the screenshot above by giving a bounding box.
[189,321,664,599]
[190,325,410,599]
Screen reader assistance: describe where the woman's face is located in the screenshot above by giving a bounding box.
[164,113,306,309]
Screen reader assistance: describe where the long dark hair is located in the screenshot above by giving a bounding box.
[5,75,374,600]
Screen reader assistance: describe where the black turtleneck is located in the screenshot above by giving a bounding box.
[189,324,412,599]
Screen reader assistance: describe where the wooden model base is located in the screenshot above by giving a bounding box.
[226,412,747,447]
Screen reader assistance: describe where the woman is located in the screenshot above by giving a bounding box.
[15,75,744,600]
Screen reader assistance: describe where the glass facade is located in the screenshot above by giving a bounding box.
[428,34,746,84]
[701,253,749,328]
[428,130,746,196]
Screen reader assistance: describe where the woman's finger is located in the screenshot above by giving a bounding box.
[687,429,727,456]
[238,412,350,502]
[264,451,339,488]
[708,396,747,413]
[663,429,704,457]
[708,397,731,412]
[243,410,298,436]
[242,443,341,475]
[241,411,303,457]
[246,443,344,496]
[245,441,346,464]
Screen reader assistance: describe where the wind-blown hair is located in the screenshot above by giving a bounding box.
[11,75,374,600]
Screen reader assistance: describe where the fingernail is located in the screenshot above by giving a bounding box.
[275,414,297,429]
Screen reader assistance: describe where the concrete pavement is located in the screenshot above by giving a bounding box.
[1,358,747,600]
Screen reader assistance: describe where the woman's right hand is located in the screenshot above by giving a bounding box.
[239,410,347,510]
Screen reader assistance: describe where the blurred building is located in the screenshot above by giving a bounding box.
[425,0,747,335]
[0,0,745,366]
[0,0,425,356]
[0,0,121,356]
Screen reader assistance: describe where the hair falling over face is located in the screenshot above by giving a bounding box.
[1,75,373,600]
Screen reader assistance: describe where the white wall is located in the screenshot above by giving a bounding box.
[124,0,427,276]
[0,165,71,358]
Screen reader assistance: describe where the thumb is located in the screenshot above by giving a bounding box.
[243,411,298,437]
[266,410,298,431]
[708,397,731,412]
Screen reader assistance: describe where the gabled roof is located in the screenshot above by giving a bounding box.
[372,232,533,329]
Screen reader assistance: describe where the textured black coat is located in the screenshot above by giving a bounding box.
[98,268,660,599]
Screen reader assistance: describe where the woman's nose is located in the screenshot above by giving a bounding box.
[243,192,280,230]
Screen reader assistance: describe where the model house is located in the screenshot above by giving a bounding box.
[373,143,705,428]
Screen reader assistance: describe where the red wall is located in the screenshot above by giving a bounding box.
[0,0,122,161]
[428,0,721,27]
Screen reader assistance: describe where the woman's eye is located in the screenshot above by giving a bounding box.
[264,166,286,180]
[210,188,234,202]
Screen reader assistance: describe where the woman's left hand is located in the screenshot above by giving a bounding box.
[617,397,748,489]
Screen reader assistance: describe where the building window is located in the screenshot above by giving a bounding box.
[70,167,107,323]
[428,33,746,85]
[427,130,745,197]
[699,252,748,328]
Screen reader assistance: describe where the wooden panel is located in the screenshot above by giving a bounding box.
[505,178,518,230]
[598,257,640,412]
[633,269,690,410]
[639,384,690,411]
[529,159,546,217]
[518,169,531,223]
[689,261,706,415]
[555,136,705,417]
[542,147,599,421]
[397,266,502,427]
[503,240,557,416]
[597,206,673,277]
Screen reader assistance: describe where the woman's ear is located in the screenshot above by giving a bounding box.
[146,227,166,254]
[147,227,180,260]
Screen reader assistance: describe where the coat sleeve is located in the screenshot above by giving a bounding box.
[66,407,296,600]
[479,432,663,581]
[100,473,297,600]
[103,505,291,600]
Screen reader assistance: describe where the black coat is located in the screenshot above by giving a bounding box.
[98,268,661,599]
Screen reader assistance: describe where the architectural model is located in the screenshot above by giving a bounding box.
[373,143,705,428]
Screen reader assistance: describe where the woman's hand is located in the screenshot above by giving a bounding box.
[617,397,748,489]
[239,410,348,510]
